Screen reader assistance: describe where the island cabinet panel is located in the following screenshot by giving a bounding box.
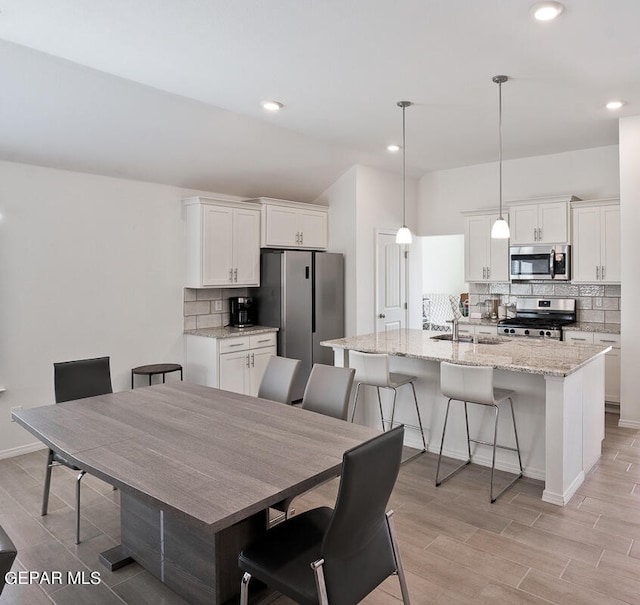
[323,328,610,506]
[251,197,328,250]
[184,197,261,288]
[509,200,571,245]
[464,211,509,282]
[572,200,620,283]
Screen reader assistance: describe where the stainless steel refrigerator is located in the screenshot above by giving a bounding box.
[251,250,344,401]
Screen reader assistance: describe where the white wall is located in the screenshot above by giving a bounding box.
[619,117,640,428]
[320,166,358,336]
[318,164,420,335]
[0,161,241,457]
[418,145,620,236]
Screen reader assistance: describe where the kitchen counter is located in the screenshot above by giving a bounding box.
[322,329,609,377]
[323,328,608,506]
[184,325,278,339]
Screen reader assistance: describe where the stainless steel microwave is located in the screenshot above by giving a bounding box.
[510,245,571,281]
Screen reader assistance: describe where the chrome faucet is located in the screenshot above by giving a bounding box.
[450,317,459,342]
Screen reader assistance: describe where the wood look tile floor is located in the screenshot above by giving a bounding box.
[1,411,640,604]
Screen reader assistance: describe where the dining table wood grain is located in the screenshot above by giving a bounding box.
[13,382,382,604]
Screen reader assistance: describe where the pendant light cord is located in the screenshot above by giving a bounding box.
[402,103,406,227]
[498,79,503,220]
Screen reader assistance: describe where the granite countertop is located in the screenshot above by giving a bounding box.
[185,325,278,339]
[563,323,621,335]
[321,329,610,378]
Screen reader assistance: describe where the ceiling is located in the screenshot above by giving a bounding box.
[0,0,638,201]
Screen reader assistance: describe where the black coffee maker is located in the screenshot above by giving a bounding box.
[229,297,255,328]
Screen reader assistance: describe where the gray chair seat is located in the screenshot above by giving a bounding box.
[388,372,417,388]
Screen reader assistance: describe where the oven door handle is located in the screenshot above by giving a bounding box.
[549,249,555,279]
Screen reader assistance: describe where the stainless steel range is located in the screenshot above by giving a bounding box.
[498,298,576,340]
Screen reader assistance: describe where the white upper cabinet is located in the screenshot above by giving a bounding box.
[572,199,620,283]
[508,197,575,245]
[463,211,509,283]
[184,197,261,288]
[250,198,328,250]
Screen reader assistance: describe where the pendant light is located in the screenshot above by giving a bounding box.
[491,75,511,239]
[396,101,413,244]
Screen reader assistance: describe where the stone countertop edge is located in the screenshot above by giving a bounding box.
[563,323,621,334]
[320,329,611,378]
[185,326,279,339]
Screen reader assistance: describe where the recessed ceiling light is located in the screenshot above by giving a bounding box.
[262,101,283,111]
[387,144,401,152]
[606,100,625,110]
[531,1,564,21]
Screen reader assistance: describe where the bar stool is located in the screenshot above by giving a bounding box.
[349,350,426,452]
[131,363,183,389]
[436,361,523,502]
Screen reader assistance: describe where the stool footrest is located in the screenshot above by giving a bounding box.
[468,438,520,452]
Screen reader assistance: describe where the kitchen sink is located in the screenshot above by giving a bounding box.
[430,333,505,345]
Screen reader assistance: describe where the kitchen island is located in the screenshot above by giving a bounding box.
[322,329,611,506]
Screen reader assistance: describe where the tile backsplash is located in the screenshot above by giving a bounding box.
[184,288,249,330]
[468,282,621,327]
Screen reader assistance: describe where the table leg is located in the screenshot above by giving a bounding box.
[149,375,152,386]
[131,371,134,390]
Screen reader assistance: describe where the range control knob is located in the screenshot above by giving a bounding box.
[509,329,515,334]
[524,330,530,335]
[539,330,545,336]
[546,331,551,337]
[503,328,510,334]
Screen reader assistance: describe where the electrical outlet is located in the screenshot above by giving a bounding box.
[594,298,603,308]
[10,406,22,421]
[214,300,223,312]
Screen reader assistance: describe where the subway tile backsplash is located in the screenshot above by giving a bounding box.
[468,282,621,327]
[183,287,248,331]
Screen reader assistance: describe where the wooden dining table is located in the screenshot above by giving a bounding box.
[12,382,381,604]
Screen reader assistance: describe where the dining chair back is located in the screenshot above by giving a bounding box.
[54,356,113,402]
[44,356,113,544]
[238,425,411,605]
[0,525,17,596]
[301,364,355,420]
[257,356,301,404]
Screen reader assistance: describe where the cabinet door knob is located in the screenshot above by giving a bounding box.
[251,352,255,367]
[246,354,250,368]
[300,232,304,245]
[378,313,386,319]
[229,268,233,282]
[234,268,238,282]
[596,265,600,280]
[601,265,605,280]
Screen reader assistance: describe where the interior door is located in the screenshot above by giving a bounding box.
[375,231,407,332]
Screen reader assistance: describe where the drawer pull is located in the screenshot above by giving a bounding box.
[571,338,587,342]
[257,339,272,343]
[599,339,616,343]
[228,343,244,347]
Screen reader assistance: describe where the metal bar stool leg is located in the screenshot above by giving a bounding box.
[240,572,251,605]
[386,511,411,605]
[463,402,472,460]
[409,381,427,452]
[351,383,362,422]
[376,387,385,431]
[490,404,500,503]
[509,397,524,474]
[436,398,472,487]
[390,387,398,429]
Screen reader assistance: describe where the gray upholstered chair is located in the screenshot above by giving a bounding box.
[239,425,410,605]
[0,525,17,596]
[43,356,113,544]
[436,361,523,502]
[349,350,426,451]
[301,364,355,420]
[271,364,356,524]
[257,356,301,404]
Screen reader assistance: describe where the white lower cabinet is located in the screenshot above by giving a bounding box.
[185,332,277,397]
[564,331,621,404]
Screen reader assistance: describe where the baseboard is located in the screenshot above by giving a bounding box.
[0,441,47,460]
[618,418,640,430]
